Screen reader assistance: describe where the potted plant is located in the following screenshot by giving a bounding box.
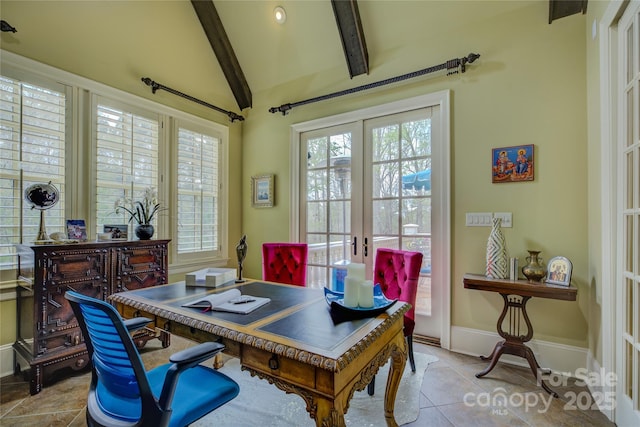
[114,187,165,240]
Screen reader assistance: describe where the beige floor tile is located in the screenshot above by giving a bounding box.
[421,365,487,406]
[437,401,530,427]
[404,406,455,427]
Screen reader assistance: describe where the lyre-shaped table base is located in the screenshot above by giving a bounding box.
[475,293,558,397]
[462,275,577,398]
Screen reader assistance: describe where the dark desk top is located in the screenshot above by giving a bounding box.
[463,273,577,301]
[110,280,409,372]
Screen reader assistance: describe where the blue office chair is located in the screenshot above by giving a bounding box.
[65,291,239,427]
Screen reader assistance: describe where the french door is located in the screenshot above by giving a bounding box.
[295,93,450,342]
[616,2,640,424]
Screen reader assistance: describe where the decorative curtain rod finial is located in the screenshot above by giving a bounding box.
[467,53,481,63]
[141,77,160,94]
[268,104,292,116]
[1,20,17,33]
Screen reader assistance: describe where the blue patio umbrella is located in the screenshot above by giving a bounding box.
[402,169,431,191]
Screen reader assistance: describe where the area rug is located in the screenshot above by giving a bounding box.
[193,352,437,427]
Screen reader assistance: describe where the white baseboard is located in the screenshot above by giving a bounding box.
[1,342,15,378]
[586,350,615,422]
[450,326,588,374]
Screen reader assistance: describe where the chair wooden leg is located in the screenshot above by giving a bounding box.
[407,335,416,372]
[367,376,375,396]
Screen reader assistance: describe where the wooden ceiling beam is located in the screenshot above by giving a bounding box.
[191,0,252,110]
[548,0,587,24]
[331,0,369,78]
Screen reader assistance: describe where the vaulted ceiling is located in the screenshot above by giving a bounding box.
[0,1,586,117]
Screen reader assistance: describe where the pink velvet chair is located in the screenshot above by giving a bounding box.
[368,247,423,395]
[261,243,308,287]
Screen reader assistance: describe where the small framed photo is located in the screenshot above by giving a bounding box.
[492,144,534,183]
[251,174,274,208]
[546,256,572,286]
[66,219,87,241]
[104,224,128,240]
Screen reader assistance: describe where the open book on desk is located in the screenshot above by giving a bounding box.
[182,289,270,314]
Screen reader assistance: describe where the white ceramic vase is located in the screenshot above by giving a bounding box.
[486,217,508,279]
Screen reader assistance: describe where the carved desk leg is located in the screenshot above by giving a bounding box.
[384,331,408,427]
[315,398,347,427]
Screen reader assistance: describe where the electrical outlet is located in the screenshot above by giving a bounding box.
[494,212,512,228]
[465,212,493,226]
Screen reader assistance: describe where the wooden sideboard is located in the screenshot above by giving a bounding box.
[13,239,171,395]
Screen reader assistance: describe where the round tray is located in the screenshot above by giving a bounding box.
[324,284,397,319]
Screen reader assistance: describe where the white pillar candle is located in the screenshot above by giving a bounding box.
[343,277,360,307]
[347,263,366,281]
[358,280,374,308]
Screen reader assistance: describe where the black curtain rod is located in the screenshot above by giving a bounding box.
[141,77,244,122]
[269,52,480,115]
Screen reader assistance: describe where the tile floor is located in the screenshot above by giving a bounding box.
[0,336,615,427]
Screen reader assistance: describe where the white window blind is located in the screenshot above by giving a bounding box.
[0,75,66,267]
[95,100,159,234]
[177,126,219,254]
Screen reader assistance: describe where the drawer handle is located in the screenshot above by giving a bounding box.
[268,354,279,370]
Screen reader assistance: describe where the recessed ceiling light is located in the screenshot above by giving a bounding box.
[274,6,286,24]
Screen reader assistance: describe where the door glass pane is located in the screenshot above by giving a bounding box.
[372,124,399,161]
[401,119,432,157]
[626,278,634,336]
[625,341,633,399]
[370,113,432,321]
[306,201,326,233]
[372,199,399,235]
[626,215,634,272]
[302,127,353,289]
[307,136,328,168]
[402,197,431,233]
[626,151,634,208]
[307,233,328,266]
[329,200,350,233]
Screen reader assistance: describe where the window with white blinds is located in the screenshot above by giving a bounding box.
[0,75,67,268]
[95,100,159,235]
[176,124,219,255]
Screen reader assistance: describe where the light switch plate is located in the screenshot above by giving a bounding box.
[494,212,512,228]
[465,212,493,226]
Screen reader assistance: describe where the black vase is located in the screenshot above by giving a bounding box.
[135,224,154,240]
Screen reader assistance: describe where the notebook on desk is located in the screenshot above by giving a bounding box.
[182,289,270,314]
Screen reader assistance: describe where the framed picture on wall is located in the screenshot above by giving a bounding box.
[251,174,274,208]
[492,144,534,183]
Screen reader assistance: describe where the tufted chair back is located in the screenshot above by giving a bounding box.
[262,243,308,286]
[373,248,423,336]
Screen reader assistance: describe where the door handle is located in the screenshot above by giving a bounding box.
[352,236,357,256]
[363,237,368,257]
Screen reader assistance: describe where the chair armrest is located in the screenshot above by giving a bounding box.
[158,342,226,410]
[169,341,225,367]
[123,317,152,332]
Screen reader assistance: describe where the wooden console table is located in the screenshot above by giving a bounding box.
[463,273,577,397]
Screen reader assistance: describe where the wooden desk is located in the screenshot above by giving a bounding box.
[110,280,409,427]
[463,273,577,397]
